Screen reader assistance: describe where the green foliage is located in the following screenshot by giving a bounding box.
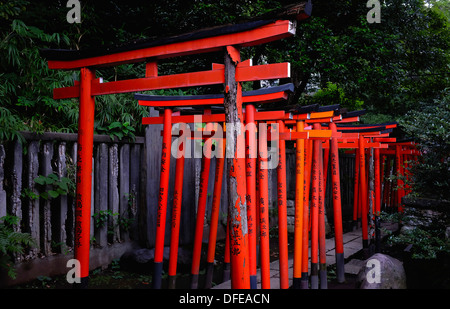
[92,210,113,230]
[262,0,449,114]
[95,121,136,142]
[0,215,36,279]
[0,15,79,140]
[1,0,449,144]
[301,82,364,111]
[92,209,133,234]
[32,173,75,200]
[399,88,450,200]
[381,210,450,260]
[0,106,26,143]
[388,227,450,259]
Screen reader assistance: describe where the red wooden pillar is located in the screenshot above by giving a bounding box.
[245,104,258,289]
[191,116,213,289]
[258,122,270,289]
[168,123,187,289]
[329,122,345,283]
[204,135,226,289]
[301,138,312,289]
[153,107,172,289]
[353,147,360,230]
[224,45,250,289]
[359,135,369,253]
[374,147,381,252]
[396,145,404,213]
[317,126,327,289]
[74,67,96,288]
[223,217,231,282]
[293,120,305,289]
[310,123,321,289]
[277,120,289,289]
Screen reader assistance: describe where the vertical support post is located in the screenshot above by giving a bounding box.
[223,217,231,283]
[301,138,312,289]
[384,157,392,210]
[204,134,226,289]
[224,45,249,289]
[277,120,289,289]
[153,107,172,289]
[168,123,187,289]
[329,123,345,283]
[191,112,213,289]
[395,145,404,213]
[293,120,305,289]
[74,67,96,288]
[374,147,381,253]
[245,104,258,289]
[353,147,360,230]
[318,129,327,289]
[310,123,320,289]
[359,135,369,256]
[258,122,270,289]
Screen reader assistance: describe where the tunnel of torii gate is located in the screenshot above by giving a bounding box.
[40,1,419,289]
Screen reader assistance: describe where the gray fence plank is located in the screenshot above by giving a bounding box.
[143,107,162,248]
[26,141,40,257]
[0,145,6,219]
[119,144,130,242]
[55,142,68,251]
[10,141,23,233]
[109,144,120,243]
[41,142,54,256]
[129,144,140,241]
[94,143,108,247]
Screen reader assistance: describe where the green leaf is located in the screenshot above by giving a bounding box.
[48,190,59,198]
[34,175,47,185]
[107,122,122,130]
[58,181,68,192]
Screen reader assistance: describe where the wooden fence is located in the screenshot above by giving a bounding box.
[0,108,357,283]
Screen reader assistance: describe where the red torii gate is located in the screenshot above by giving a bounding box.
[40,10,311,288]
[338,123,399,255]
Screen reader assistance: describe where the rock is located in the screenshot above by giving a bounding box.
[132,248,155,263]
[400,225,415,235]
[357,253,407,289]
[120,247,192,273]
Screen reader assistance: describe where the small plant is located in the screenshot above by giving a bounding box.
[0,215,36,279]
[36,275,52,288]
[387,227,450,260]
[22,173,75,201]
[95,121,136,142]
[93,210,114,230]
[382,210,450,260]
[92,209,134,234]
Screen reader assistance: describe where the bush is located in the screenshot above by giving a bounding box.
[400,88,450,200]
[0,215,36,279]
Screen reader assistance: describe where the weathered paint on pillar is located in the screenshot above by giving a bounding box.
[224,45,250,289]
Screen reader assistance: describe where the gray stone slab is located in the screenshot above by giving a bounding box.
[214,228,367,289]
[344,259,365,275]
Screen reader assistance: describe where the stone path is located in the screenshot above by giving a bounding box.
[213,222,398,289]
